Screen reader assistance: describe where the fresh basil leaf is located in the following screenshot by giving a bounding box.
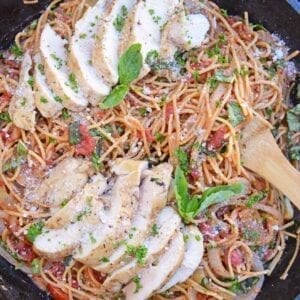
[174,166,190,219]
[100,84,129,109]
[31,258,41,274]
[68,121,81,145]
[118,43,143,85]
[26,221,44,243]
[287,104,300,132]
[289,145,300,161]
[2,141,28,172]
[246,190,267,208]
[16,141,28,156]
[196,183,244,213]
[228,102,245,127]
[174,148,189,174]
[0,112,11,123]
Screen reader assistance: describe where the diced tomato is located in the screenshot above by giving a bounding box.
[13,239,36,262]
[137,128,155,143]
[197,294,210,300]
[235,23,252,41]
[229,249,244,267]
[93,270,106,283]
[189,168,201,181]
[47,284,69,300]
[165,102,174,122]
[91,107,106,121]
[48,261,65,280]
[253,179,266,191]
[190,60,212,70]
[75,124,96,156]
[216,206,230,219]
[206,128,226,151]
[71,278,79,289]
[198,222,216,242]
[0,92,12,103]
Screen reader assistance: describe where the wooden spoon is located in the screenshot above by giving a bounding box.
[240,116,300,210]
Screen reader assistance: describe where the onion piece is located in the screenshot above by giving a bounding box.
[207,247,233,279]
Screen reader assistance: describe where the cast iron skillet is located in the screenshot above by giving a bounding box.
[0,0,299,299]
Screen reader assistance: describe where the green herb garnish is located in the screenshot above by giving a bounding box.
[26,221,44,243]
[228,102,245,127]
[133,275,143,293]
[0,112,11,123]
[125,245,148,265]
[113,5,128,32]
[246,190,267,208]
[68,121,81,145]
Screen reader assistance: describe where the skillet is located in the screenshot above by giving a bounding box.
[0,0,299,299]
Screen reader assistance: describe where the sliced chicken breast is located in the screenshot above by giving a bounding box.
[94,163,173,273]
[119,0,180,79]
[102,206,181,293]
[8,52,36,132]
[69,0,111,105]
[159,225,204,293]
[40,24,88,111]
[160,11,210,61]
[33,195,104,259]
[74,159,148,265]
[25,157,93,207]
[123,231,185,300]
[46,174,107,229]
[34,54,63,118]
[92,0,137,85]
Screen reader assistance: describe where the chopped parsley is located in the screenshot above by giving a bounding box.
[68,121,81,145]
[50,53,63,69]
[89,233,96,244]
[54,95,63,103]
[60,199,69,207]
[154,132,165,143]
[125,245,148,265]
[242,228,260,242]
[27,76,34,88]
[31,258,41,274]
[192,70,200,82]
[100,257,110,263]
[11,44,23,57]
[79,33,87,39]
[220,8,228,18]
[40,96,48,104]
[61,108,71,120]
[139,107,149,117]
[133,275,143,293]
[0,112,11,123]
[66,73,79,93]
[151,224,159,236]
[246,190,267,208]
[26,221,44,243]
[113,5,128,32]
[91,149,103,172]
[37,64,44,74]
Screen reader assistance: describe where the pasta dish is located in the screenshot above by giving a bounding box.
[0,0,299,299]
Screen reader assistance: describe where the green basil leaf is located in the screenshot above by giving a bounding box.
[26,221,44,243]
[174,148,189,174]
[99,84,129,109]
[287,104,300,132]
[16,141,28,156]
[228,102,245,127]
[196,183,245,213]
[68,121,81,145]
[174,166,190,219]
[118,43,143,85]
[0,112,12,123]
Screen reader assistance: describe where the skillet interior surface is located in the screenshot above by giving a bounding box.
[0,0,299,299]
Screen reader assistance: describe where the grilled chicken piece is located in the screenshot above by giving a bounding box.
[69,0,111,105]
[94,163,173,273]
[33,194,105,259]
[102,206,181,292]
[33,54,63,118]
[160,11,210,61]
[45,174,107,229]
[25,157,93,207]
[92,0,137,86]
[40,24,88,111]
[123,231,185,300]
[119,0,181,80]
[74,159,148,265]
[8,52,36,131]
[159,225,204,292]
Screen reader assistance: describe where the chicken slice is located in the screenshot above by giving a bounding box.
[74,159,148,265]
[33,195,104,259]
[40,24,88,111]
[119,0,181,80]
[94,163,173,273]
[25,157,93,207]
[45,174,107,229]
[123,231,185,300]
[69,0,111,105]
[8,51,36,131]
[160,11,210,61]
[33,54,63,118]
[159,225,204,292]
[92,0,137,85]
[102,206,181,293]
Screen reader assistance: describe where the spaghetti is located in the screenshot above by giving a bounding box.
[0,0,299,299]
